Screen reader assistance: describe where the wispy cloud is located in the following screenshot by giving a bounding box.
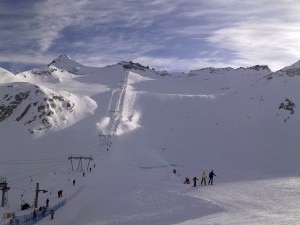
[0,0,300,72]
[32,0,88,52]
[207,15,300,70]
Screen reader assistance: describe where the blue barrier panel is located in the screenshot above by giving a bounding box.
[5,199,66,225]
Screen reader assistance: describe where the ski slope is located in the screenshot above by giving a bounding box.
[181,177,300,225]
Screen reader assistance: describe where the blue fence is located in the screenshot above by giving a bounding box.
[5,199,66,225]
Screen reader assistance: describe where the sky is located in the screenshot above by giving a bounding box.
[0,0,300,73]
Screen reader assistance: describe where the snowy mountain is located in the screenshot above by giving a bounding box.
[0,55,299,225]
[0,68,18,83]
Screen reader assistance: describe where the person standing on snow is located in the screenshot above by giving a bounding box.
[32,209,37,221]
[201,171,207,185]
[208,170,216,185]
[192,177,198,187]
[50,209,55,220]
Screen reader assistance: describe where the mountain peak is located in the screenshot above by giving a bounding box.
[269,59,300,78]
[48,54,83,74]
[49,54,75,66]
[58,54,72,60]
[282,60,300,71]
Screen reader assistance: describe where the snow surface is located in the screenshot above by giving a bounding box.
[0,56,300,225]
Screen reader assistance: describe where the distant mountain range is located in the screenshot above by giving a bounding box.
[1,55,299,135]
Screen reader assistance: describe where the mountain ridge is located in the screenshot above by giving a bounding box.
[1,55,300,135]
[16,54,278,77]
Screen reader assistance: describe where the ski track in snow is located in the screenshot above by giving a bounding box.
[101,70,129,135]
[178,177,300,225]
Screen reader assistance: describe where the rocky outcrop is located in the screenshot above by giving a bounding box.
[0,82,75,134]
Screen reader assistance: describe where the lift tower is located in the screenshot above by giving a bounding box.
[0,178,10,207]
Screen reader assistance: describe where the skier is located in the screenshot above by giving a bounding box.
[208,170,216,185]
[42,206,46,217]
[46,198,49,208]
[184,177,190,184]
[73,179,76,186]
[50,209,54,220]
[32,209,37,221]
[201,171,207,185]
[57,190,63,198]
[192,177,198,187]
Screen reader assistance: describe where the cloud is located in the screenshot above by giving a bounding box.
[203,1,300,71]
[0,51,59,68]
[1,0,300,72]
[32,0,88,52]
[207,20,300,71]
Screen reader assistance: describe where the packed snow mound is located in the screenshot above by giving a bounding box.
[0,82,96,134]
[0,67,18,83]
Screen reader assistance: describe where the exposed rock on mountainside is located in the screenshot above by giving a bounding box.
[188,65,271,77]
[118,61,171,76]
[279,98,296,115]
[0,82,75,134]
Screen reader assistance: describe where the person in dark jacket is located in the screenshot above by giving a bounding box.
[32,209,37,221]
[50,209,54,220]
[192,177,198,187]
[208,170,216,185]
[46,198,49,208]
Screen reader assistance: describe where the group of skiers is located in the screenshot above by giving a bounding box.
[30,199,55,224]
[184,170,216,187]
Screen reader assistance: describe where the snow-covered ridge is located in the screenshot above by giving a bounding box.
[0,67,18,83]
[16,65,74,84]
[1,55,300,135]
[281,59,300,70]
[188,65,271,77]
[263,60,300,80]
